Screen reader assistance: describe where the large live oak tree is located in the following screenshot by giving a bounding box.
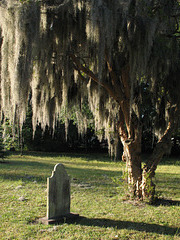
[0,0,180,201]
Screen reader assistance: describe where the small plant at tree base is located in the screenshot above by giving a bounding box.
[112,169,134,200]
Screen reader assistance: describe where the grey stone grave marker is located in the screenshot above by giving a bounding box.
[39,163,79,224]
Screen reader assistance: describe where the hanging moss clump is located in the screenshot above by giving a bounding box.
[0,0,179,156]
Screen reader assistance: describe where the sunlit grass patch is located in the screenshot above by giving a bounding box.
[0,152,179,239]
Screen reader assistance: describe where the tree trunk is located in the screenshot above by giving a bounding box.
[141,110,178,202]
[71,50,179,202]
[119,101,179,202]
[123,141,142,198]
[119,108,143,199]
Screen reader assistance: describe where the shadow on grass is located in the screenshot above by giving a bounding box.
[152,198,180,206]
[158,156,180,166]
[0,159,122,183]
[77,217,179,236]
[0,172,47,183]
[0,160,55,182]
[7,151,112,162]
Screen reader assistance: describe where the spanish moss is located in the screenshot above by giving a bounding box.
[0,0,180,158]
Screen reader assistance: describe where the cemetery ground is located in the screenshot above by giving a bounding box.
[0,152,180,240]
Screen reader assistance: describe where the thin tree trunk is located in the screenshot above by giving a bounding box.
[20,128,23,156]
[141,108,179,202]
[114,136,122,161]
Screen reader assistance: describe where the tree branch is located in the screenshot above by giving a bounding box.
[70,54,120,102]
[104,53,132,136]
[144,106,179,177]
[105,53,126,102]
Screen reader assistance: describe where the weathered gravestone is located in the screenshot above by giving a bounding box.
[39,163,79,224]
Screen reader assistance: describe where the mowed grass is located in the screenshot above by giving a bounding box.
[0,152,180,240]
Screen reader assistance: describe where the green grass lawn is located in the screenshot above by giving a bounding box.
[0,152,180,240]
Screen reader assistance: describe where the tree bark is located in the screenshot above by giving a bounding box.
[123,141,142,198]
[141,107,179,202]
[118,106,143,199]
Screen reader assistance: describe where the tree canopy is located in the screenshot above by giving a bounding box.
[0,0,180,200]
